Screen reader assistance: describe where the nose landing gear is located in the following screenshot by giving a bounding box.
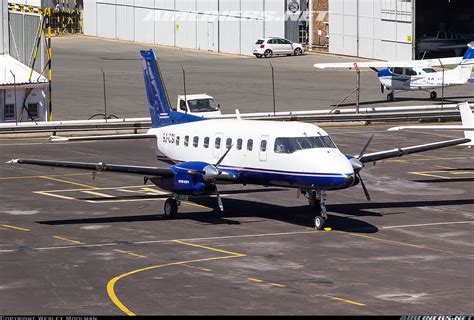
[307,190,328,230]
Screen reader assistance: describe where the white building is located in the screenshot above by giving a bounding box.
[82,0,301,56]
[0,55,49,122]
[1,0,7,54]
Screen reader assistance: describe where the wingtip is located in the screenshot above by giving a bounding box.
[48,136,69,142]
[387,127,402,131]
[6,159,19,164]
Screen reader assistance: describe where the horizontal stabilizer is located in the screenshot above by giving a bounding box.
[48,133,156,142]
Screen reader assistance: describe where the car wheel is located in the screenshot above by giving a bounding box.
[255,54,262,58]
[264,49,273,58]
[294,48,303,56]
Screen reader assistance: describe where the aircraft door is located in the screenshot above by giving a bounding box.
[259,135,269,161]
[213,133,223,159]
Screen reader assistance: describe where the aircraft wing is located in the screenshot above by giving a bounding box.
[6,159,174,177]
[358,138,470,163]
[388,126,474,131]
[49,133,156,142]
[314,57,463,69]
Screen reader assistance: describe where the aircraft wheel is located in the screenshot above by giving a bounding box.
[264,49,273,58]
[164,198,178,219]
[430,91,437,99]
[314,216,326,230]
[387,93,394,102]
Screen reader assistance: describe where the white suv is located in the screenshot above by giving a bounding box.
[253,37,304,58]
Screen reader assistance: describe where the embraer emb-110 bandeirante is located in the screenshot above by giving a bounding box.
[7,50,471,230]
[314,41,474,102]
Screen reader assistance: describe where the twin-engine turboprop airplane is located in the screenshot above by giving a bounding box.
[314,42,474,102]
[7,50,471,230]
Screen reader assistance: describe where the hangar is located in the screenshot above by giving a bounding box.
[82,0,309,56]
[328,0,474,60]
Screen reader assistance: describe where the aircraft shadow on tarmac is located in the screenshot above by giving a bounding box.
[34,193,473,234]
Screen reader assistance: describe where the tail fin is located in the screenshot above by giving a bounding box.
[459,102,474,147]
[455,42,474,82]
[140,49,204,128]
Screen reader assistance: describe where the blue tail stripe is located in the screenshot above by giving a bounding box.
[140,49,206,128]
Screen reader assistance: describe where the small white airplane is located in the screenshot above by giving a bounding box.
[6,50,471,230]
[314,41,474,102]
[388,102,474,148]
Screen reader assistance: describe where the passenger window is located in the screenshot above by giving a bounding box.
[176,136,180,146]
[215,137,221,149]
[260,140,267,152]
[184,135,189,147]
[237,139,243,150]
[204,137,210,148]
[247,139,253,151]
[193,136,199,148]
[226,138,232,149]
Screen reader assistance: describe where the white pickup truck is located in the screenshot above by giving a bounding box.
[173,94,222,117]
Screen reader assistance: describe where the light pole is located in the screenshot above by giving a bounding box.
[9,70,17,126]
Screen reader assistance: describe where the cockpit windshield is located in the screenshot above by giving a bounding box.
[187,98,219,113]
[423,68,437,73]
[274,136,337,154]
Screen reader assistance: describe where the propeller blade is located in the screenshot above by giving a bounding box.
[357,173,371,201]
[216,192,224,211]
[357,134,375,160]
[381,84,384,93]
[216,144,233,167]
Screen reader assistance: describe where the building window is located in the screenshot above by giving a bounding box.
[226,138,232,149]
[4,104,15,120]
[184,135,189,147]
[204,137,210,148]
[247,139,253,151]
[193,136,199,148]
[27,103,39,119]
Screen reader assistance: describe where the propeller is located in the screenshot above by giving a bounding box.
[350,134,374,201]
[381,84,385,94]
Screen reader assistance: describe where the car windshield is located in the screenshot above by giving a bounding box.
[274,136,337,154]
[255,40,264,44]
[187,98,219,112]
[423,68,437,73]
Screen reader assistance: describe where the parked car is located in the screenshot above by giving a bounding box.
[253,37,304,58]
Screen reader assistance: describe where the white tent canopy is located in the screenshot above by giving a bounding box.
[0,54,48,87]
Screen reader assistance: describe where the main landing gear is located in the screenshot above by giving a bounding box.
[307,190,328,230]
[164,198,179,219]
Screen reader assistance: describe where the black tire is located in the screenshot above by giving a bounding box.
[314,216,326,230]
[430,91,437,99]
[164,198,178,219]
[294,48,303,56]
[387,93,394,102]
[255,54,262,58]
[264,49,273,58]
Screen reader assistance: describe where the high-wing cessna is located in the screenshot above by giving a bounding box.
[6,50,471,230]
[388,102,474,148]
[314,41,474,102]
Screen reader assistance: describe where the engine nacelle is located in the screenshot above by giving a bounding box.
[150,161,217,196]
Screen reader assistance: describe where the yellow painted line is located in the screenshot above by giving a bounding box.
[172,240,246,257]
[247,277,264,283]
[408,172,451,180]
[179,264,212,272]
[82,190,115,198]
[107,255,243,316]
[52,236,84,245]
[114,249,147,259]
[269,283,286,288]
[327,295,365,307]
[39,176,98,189]
[182,201,212,210]
[1,224,30,232]
[34,191,77,200]
[0,173,90,180]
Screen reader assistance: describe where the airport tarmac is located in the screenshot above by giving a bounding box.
[51,35,474,120]
[1,126,473,315]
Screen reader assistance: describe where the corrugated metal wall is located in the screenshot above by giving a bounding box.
[83,0,286,56]
[1,0,7,54]
[329,0,413,60]
[8,12,45,73]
